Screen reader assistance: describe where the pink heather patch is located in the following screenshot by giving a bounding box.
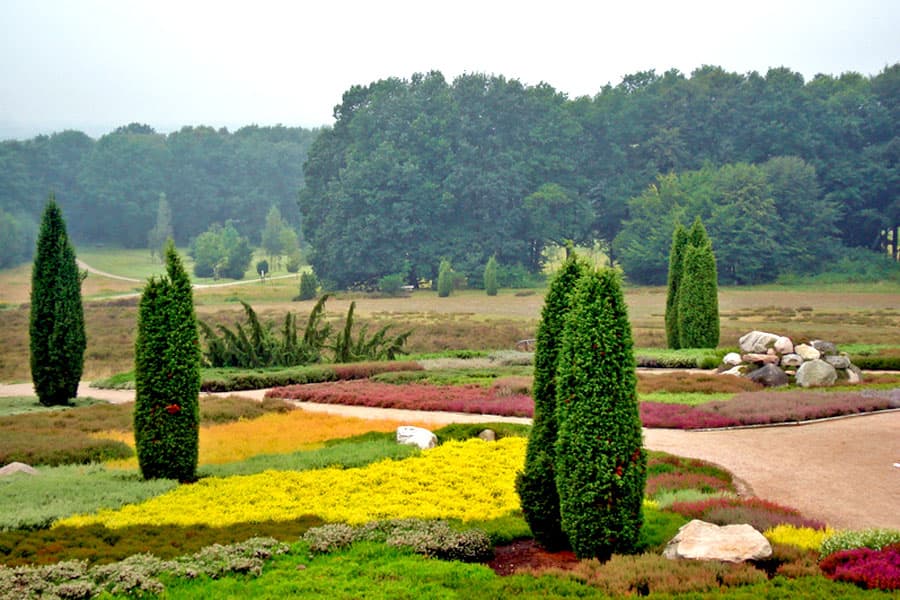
[266,380,534,417]
[820,544,900,591]
[646,472,733,497]
[640,402,740,429]
[668,497,826,531]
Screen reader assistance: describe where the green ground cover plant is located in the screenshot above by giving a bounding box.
[0,396,105,417]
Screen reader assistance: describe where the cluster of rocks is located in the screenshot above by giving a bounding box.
[396,425,496,450]
[720,330,862,388]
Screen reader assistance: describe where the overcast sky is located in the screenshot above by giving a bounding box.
[1,0,898,140]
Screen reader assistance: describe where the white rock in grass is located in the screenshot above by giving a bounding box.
[722,352,743,366]
[0,462,38,477]
[396,426,437,450]
[663,519,772,563]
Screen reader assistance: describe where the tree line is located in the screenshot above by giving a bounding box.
[0,124,318,268]
[300,65,898,287]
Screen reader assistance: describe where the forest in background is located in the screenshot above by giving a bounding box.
[1,64,897,286]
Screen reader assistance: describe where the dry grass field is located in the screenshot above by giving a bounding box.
[1,257,898,382]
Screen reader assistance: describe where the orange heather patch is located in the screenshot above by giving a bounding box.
[95,410,430,467]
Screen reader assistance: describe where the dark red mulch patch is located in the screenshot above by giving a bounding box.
[488,540,580,576]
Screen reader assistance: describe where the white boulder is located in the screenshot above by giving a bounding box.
[663,519,772,563]
[396,426,437,450]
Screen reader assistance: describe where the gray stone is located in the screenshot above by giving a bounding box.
[810,340,838,356]
[720,365,745,377]
[824,354,851,369]
[722,352,743,366]
[773,336,794,355]
[477,429,497,442]
[795,359,837,388]
[741,353,780,365]
[780,353,804,367]
[746,364,790,387]
[0,462,38,477]
[396,426,437,450]
[847,364,863,384]
[739,331,780,353]
[663,519,772,563]
[794,344,821,361]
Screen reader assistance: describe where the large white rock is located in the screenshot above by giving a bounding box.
[396,426,437,450]
[722,352,743,366]
[0,462,38,477]
[773,336,794,355]
[795,359,837,388]
[794,344,821,361]
[663,519,772,563]
[738,331,780,353]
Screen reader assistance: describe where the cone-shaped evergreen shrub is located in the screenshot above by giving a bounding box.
[437,259,452,297]
[29,197,85,406]
[555,267,646,560]
[664,223,689,349]
[677,240,720,349]
[516,254,587,550]
[484,256,499,296]
[134,242,201,482]
[298,271,318,300]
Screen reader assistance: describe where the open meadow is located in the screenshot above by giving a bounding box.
[1,250,899,598]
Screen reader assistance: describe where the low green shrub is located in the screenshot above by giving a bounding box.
[820,528,900,557]
[635,347,729,369]
[636,505,689,552]
[457,512,532,546]
[433,422,531,443]
[0,430,133,467]
[201,361,423,392]
[852,355,900,370]
[303,519,493,563]
[0,396,106,417]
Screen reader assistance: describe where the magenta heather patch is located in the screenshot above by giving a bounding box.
[639,402,740,429]
[820,544,900,591]
[265,380,534,417]
[646,472,733,497]
[668,496,826,531]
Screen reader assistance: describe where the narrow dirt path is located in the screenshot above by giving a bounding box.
[2,382,897,530]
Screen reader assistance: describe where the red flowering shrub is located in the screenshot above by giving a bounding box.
[819,543,900,591]
[668,497,826,531]
[266,381,534,417]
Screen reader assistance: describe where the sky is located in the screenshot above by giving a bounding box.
[1,0,898,140]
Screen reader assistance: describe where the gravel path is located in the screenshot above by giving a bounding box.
[2,382,897,530]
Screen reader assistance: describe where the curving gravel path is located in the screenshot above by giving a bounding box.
[1,382,897,530]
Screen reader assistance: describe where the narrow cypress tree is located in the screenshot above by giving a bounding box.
[437,259,452,297]
[677,240,720,348]
[484,256,499,296]
[515,254,587,550]
[664,223,689,349]
[134,241,201,481]
[29,196,85,406]
[555,267,646,560]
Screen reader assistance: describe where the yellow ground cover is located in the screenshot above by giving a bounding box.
[94,410,429,467]
[56,437,526,529]
[763,524,835,551]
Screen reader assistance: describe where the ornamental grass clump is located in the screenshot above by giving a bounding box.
[516,254,587,550]
[820,528,900,557]
[555,267,646,560]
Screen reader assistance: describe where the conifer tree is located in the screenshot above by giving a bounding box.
[677,240,720,348]
[664,223,689,349]
[30,196,86,406]
[437,259,453,297]
[134,241,201,481]
[483,256,499,296]
[555,267,646,560]
[516,254,587,550]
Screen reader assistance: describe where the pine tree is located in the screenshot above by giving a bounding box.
[437,259,452,297]
[484,256,499,296]
[555,267,646,560]
[516,254,586,550]
[677,240,720,348]
[29,196,86,406]
[134,242,201,481]
[664,223,689,349]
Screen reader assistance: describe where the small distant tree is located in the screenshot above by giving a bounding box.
[484,256,499,296]
[516,254,587,550]
[189,222,252,280]
[664,223,689,349]
[677,239,720,348]
[378,273,405,296]
[147,193,173,260]
[134,242,201,482]
[30,197,86,406]
[555,267,646,560]
[437,259,453,297]
[297,271,319,300]
[256,259,269,280]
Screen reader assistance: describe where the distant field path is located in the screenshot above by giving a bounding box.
[76,258,296,290]
[1,381,896,531]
